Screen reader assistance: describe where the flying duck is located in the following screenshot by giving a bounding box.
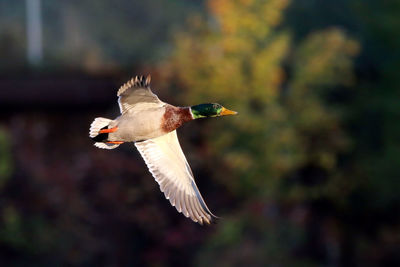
[89,75,237,225]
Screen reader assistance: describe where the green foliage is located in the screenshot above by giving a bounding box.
[0,128,13,189]
[165,0,357,193]
[350,0,400,209]
[161,0,359,264]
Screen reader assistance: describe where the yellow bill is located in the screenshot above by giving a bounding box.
[220,106,238,116]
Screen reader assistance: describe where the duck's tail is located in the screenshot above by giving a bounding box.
[89,117,121,149]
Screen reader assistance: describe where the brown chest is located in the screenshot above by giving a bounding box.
[161,105,193,133]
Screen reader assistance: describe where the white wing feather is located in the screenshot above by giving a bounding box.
[135,130,217,225]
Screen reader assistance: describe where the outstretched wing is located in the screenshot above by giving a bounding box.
[117,75,162,113]
[135,130,217,225]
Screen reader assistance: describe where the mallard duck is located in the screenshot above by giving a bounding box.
[89,75,237,225]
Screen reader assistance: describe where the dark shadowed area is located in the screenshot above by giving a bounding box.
[0,0,399,266]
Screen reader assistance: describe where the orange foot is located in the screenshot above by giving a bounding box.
[107,141,124,145]
[99,126,118,134]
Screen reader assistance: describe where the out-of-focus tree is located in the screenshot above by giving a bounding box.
[351,0,400,208]
[287,1,400,264]
[160,0,359,265]
[346,2,400,264]
[0,129,12,188]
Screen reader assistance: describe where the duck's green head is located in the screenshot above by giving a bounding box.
[190,103,238,119]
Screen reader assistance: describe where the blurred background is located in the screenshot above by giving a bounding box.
[0,0,399,266]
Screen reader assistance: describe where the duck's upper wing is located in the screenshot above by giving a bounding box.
[135,130,217,225]
[117,75,162,114]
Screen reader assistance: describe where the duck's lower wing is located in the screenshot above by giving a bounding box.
[134,130,217,225]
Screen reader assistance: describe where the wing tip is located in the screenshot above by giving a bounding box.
[197,214,219,226]
[117,74,151,96]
